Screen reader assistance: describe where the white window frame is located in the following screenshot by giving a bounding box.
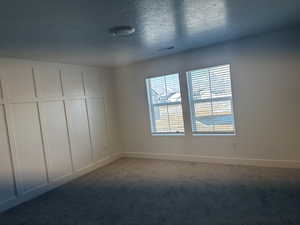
[186,64,236,136]
[145,74,185,136]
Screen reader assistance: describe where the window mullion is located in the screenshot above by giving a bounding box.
[187,72,196,132]
[152,101,181,107]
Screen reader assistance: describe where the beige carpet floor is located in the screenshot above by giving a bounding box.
[1,158,300,225]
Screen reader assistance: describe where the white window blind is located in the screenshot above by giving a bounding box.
[186,64,235,134]
[146,73,185,135]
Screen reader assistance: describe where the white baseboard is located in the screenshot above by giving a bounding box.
[122,152,300,169]
[0,152,122,213]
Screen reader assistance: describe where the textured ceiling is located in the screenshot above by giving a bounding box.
[0,0,300,67]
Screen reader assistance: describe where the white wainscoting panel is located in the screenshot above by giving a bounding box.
[61,66,84,97]
[2,62,35,100]
[65,99,93,171]
[39,101,73,182]
[10,103,48,194]
[84,69,103,97]
[0,58,119,213]
[87,98,108,162]
[34,63,62,98]
[0,105,16,204]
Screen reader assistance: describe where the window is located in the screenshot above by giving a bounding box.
[146,73,184,135]
[186,64,235,135]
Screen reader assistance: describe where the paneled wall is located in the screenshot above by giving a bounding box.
[0,58,120,212]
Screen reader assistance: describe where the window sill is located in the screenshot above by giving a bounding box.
[151,133,185,137]
[192,133,236,136]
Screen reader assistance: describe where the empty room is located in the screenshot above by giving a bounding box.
[0,0,300,225]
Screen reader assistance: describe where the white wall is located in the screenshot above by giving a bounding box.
[0,58,120,212]
[113,28,300,167]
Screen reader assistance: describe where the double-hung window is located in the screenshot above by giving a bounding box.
[145,73,185,135]
[186,64,235,135]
